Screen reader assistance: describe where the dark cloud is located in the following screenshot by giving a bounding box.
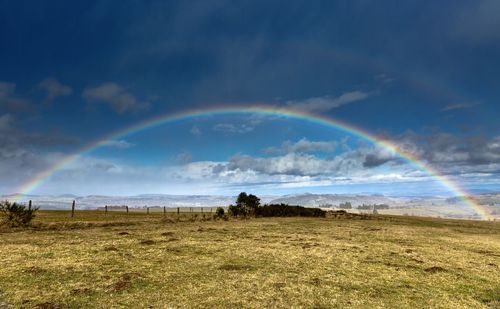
[0,82,31,111]
[38,78,72,102]
[83,82,151,113]
[363,153,395,168]
[380,131,500,168]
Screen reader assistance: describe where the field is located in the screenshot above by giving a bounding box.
[0,211,499,308]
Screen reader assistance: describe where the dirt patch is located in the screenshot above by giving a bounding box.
[23,266,47,275]
[139,239,155,245]
[110,273,139,292]
[309,277,321,286]
[475,249,500,257]
[302,242,320,249]
[118,231,130,235]
[103,245,119,252]
[112,279,131,292]
[219,264,254,271]
[33,302,64,309]
[424,266,447,273]
[70,287,92,295]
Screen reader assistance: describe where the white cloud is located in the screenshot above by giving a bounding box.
[38,78,72,102]
[285,91,370,113]
[190,125,202,136]
[83,82,151,113]
[264,138,338,154]
[100,139,135,149]
[176,152,193,163]
[441,102,480,111]
[213,123,254,134]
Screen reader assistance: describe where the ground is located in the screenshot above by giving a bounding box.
[0,211,499,308]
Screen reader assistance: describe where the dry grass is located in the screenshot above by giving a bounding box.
[0,211,499,308]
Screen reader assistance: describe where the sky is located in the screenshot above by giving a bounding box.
[0,0,499,197]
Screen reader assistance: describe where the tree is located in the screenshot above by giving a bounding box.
[235,192,260,216]
[339,202,352,209]
[228,205,240,217]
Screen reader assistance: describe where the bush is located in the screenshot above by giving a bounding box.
[255,203,326,218]
[228,204,241,217]
[215,207,225,218]
[0,200,39,227]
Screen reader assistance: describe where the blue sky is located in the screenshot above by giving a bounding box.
[0,0,499,196]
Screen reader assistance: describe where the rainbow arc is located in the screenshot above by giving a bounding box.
[12,105,492,220]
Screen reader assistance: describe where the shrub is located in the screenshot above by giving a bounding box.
[228,205,241,217]
[215,207,225,218]
[255,203,326,218]
[0,200,39,227]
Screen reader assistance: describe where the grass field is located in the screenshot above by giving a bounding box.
[0,211,499,308]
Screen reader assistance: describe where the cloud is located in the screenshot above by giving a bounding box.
[363,149,398,167]
[285,91,370,113]
[38,78,72,102]
[0,82,31,110]
[190,125,202,136]
[213,123,254,134]
[381,130,500,168]
[374,74,395,84]
[100,139,135,149]
[222,149,387,177]
[82,82,151,113]
[441,102,480,111]
[0,114,13,130]
[264,138,338,154]
[176,152,193,163]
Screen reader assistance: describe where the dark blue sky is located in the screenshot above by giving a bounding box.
[1,0,499,196]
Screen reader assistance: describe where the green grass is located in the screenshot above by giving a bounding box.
[0,211,499,308]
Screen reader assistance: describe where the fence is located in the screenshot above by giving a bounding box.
[18,199,225,218]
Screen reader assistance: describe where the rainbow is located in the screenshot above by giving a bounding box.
[11,105,493,220]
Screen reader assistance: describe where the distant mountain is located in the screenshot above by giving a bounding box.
[2,192,499,212]
[269,193,400,207]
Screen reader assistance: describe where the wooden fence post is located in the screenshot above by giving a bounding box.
[147,207,150,215]
[201,207,203,214]
[28,200,32,211]
[190,207,193,213]
[71,200,75,218]
[177,207,180,216]
[126,206,129,214]
[105,205,108,215]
